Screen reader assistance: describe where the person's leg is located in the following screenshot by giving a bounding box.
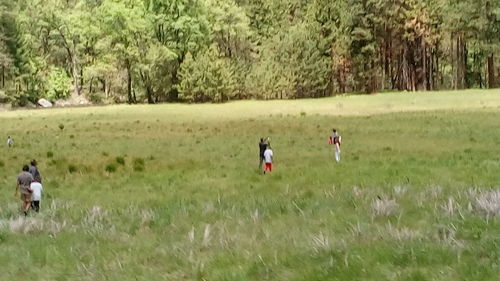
[24,200,31,212]
[33,201,40,212]
[20,194,28,215]
[335,147,341,162]
[21,195,30,216]
[259,156,263,170]
[269,163,272,172]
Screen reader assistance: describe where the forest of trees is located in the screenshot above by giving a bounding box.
[0,0,499,105]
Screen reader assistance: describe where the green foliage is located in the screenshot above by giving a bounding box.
[178,46,237,102]
[105,163,117,173]
[115,156,125,166]
[68,164,78,173]
[45,67,72,101]
[0,0,499,105]
[247,22,330,99]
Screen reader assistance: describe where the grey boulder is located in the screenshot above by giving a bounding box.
[37,98,53,108]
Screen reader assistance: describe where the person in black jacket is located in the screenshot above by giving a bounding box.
[259,138,267,170]
[29,159,42,183]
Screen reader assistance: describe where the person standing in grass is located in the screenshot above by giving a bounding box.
[7,136,13,147]
[259,138,267,170]
[263,146,274,174]
[29,159,42,183]
[15,165,33,216]
[30,180,43,213]
[331,129,342,162]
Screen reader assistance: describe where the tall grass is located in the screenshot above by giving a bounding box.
[1,91,500,280]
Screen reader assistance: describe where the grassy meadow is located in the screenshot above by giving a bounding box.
[1,90,500,280]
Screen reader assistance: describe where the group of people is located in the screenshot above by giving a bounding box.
[257,129,342,173]
[259,137,273,174]
[10,130,340,214]
[15,160,43,216]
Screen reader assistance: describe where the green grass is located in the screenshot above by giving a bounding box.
[1,90,500,280]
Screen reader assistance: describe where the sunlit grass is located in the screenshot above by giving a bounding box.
[1,90,500,280]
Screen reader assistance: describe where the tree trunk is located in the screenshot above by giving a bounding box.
[336,56,347,94]
[80,68,84,91]
[487,55,496,88]
[451,34,455,89]
[89,77,94,94]
[71,54,80,96]
[422,40,428,90]
[454,35,467,90]
[402,41,417,91]
[126,60,133,104]
[429,50,434,91]
[146,86,154,104]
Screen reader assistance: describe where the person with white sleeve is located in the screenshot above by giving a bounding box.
[30,180,43,213]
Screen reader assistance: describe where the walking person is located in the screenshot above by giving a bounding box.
[30,180,43,213]
[263,146,274,174]
[331,129,342,162]
[29,159,42,183]
[15,165,34,216]
[7,136,13,147]
[259,138,267,170]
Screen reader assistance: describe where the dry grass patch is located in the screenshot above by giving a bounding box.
[371,197,400,217]
[475,190,500,218]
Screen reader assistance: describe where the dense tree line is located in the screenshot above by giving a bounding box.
[0,0,499,105]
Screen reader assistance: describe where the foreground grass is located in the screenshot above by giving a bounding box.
[1,90,500,280]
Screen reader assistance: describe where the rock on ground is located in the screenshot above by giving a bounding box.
[37,98,53,108]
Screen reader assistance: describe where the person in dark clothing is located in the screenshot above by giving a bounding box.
[29,159,42,183]
[16,165,33,216]
[259,138,267,170]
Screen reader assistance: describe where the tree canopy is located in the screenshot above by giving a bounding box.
[0,0,499,104]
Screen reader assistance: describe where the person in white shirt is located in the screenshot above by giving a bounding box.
[263,146,274,174]
[30,181,43,212]
[7,136,13,147]
[332,129,342,162]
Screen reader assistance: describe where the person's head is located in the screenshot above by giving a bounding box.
[333,129,337,133]
[31,159,37,166]
[7,136,10,139]
[22,165,29,172]
[260,138,264,142]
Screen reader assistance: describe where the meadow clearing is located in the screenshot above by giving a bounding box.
[1,90,500,280]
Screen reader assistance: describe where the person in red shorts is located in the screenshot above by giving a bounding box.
[263,146,273,174]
